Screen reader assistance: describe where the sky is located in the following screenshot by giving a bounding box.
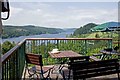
[2,1,119,28]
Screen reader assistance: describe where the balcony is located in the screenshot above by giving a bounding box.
[2,38,119,80]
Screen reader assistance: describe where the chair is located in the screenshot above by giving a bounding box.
[61,56,90,80]
[69,59,119,80]
[25,53,54,79]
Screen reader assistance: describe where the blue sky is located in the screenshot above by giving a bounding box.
[2,2,118,28]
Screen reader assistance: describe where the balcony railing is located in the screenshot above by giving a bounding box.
[2,38,112,79]
[2,40,26,79]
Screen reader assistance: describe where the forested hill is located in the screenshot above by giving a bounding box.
[2,25,64,39]
[73,23,98,35]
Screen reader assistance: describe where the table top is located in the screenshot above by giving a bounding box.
[100,50,119,54]
[48,50,82,58]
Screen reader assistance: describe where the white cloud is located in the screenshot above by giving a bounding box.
[10,7,23,16]
[2,2,118,28]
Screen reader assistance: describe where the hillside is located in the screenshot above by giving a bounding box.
[72,22,118,41]
[2,25,64,39]
[73,23,98,35]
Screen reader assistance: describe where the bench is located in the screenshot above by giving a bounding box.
[69,59,119,80]
[90,56,101,61]
[61,56,90,80]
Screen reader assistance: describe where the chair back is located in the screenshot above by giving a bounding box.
[69,59,119,79]
[26,53,43,66]
[69,56,89,63]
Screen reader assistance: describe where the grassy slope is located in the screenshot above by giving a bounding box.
[86,32,118,39]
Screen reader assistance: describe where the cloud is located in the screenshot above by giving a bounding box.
[3,2,118,28]
[10,7,23,16]
[10,0,120,2]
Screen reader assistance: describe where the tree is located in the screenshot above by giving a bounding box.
[73,23,98,35]
[95,33,100,38]
[2,41,16,54]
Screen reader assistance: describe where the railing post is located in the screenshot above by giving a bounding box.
[84,39,87,55]
[108,39,112,48]
[57,39,59,49]
[20,41,26,79]
[117,5,120,60]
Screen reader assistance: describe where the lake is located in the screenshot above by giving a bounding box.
[2,31,73,43]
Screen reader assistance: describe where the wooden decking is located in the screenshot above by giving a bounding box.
[22,64,119,80]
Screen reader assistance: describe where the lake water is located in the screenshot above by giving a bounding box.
[2,31,73,43]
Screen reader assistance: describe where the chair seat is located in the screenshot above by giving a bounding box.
[29,65,54,74]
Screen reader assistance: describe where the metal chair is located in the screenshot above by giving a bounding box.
[25,53,54,79]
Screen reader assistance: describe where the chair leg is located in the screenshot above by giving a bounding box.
[23,67,27,79]
[62,71,66,80]
[56,76,59,80]
[117,72,120,80]
[68,69,71,80]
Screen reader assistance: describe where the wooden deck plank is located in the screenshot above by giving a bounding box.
[22,64,119,80]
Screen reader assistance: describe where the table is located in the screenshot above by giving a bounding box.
[100,50,118,54]
[49,50,82,59]
[100,50,119,60]
[48,50,82,70]
[48,50,82,77]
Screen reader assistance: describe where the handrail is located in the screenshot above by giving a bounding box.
[2,39,26,63]
[26,38,112,40]
[2,38,112,63]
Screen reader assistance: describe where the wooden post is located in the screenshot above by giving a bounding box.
[84,40,87,55]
